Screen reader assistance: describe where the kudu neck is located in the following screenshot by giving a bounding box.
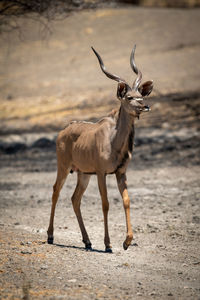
[113,104,135,152]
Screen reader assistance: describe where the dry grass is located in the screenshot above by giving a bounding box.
[0,92,118,132]
[138,0,200,7]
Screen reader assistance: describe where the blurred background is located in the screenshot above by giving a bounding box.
[0,0,200,160]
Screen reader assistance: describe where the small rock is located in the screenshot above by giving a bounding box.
[192,216,200,224]
[132,242,138,247]
[113,197,119,203]
[182,263,188,267]
[149,291,156,296]
[37,240,46,245]
[37,229,45,233]
[72,0,84,6]
[21,250,32,255]
[68,279,77,283]
[168,293,173,296]
[40,265,48,270]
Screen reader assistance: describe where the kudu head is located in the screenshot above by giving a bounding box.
[92,45,153,118]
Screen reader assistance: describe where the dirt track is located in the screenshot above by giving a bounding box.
[0,120,200,299]
[0,6,200,300]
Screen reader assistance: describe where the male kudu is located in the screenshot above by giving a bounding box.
[47,45,153,252]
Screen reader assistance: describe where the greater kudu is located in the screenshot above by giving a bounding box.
[47,45,153,252]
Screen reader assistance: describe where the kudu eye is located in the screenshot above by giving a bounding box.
[127,95,133,101]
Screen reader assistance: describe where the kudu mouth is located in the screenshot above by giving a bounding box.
[137,105,150,120]
[141,105,151,112]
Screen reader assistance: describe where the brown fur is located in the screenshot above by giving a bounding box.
[47,103,136,251]
[47,48,152,251]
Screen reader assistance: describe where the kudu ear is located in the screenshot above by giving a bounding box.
[117,82,129,99]
[138,80,153,97]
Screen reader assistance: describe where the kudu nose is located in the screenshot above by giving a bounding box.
[143,105,150,112]
[140,105,150,112]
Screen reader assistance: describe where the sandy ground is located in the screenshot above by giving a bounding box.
[0,6,200,300]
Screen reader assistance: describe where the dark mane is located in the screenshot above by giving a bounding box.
[128,127,135,153]
[113,126,135,174]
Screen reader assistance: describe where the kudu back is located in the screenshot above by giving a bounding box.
[47,45,153,252]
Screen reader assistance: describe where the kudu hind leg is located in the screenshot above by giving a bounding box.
[47,168,69,244]
[71,172,92,249]
[116,172,133,250]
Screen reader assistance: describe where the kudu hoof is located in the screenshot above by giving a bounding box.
[123,241,129,250]
[105,246,112,253]
[47,236,54,244]
[84,241,92,250]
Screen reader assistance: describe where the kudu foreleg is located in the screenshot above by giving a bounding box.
[97,174,112,253]
[116,172,133,250]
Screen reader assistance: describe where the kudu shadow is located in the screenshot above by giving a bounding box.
[53,243,112,254]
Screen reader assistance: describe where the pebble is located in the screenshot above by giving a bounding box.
[40,265,48,270]
[37,229,45,233]
[132,242,138,247]
[21,250,32,254]
[149,291,156,296]
[192,216,200,224]
[68,279,77,283]
[182,263,188,267]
